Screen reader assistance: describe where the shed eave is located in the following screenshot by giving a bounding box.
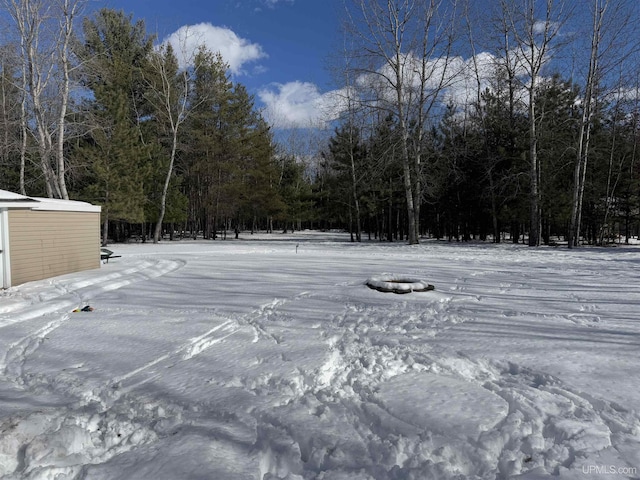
[31,197,101,213]
[0,200,39,209]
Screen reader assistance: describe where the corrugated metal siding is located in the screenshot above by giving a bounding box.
[8,210,100,285]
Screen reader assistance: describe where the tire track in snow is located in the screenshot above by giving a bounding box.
[105,318,239,392]
[0,258,184,329]
[0,307,241,479]
[102,296,289,395]
[0,258,191,479]
[0,315,69,381]
[238,297,295,344]
[7,293,276,417]
[0,258,186,403]
[182,319,239,360]
[23,305,268,478]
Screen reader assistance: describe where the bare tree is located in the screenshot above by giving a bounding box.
[5,0,56,197]
[464,3,504,242]
[568,0,604,247]
[330,32,365,241]
[568,0,640,247]
[344,0,459,244]
[4,0,85,199]
[597,85,625,245]
[0,40,31,195]
[500,0,569,246]
[144,43,192,243]
[54,0,84,200]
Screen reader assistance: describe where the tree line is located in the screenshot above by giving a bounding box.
[0,4,298,244]
[0,0,639,247]
[317,0,640,246]
[319,74,640,245]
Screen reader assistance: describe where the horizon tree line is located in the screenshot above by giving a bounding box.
[318,0,640,246]
[0,0,638,247]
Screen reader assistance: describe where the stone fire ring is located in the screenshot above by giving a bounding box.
[366,275,435,294]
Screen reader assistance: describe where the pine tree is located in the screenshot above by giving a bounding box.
[327,123,367,241]
[0,46,24,192]
[183,48,233,238]
[77,9,154,245]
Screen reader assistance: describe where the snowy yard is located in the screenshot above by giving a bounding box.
[0,232,639,479]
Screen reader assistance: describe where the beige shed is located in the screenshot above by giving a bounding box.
[0,189,101,289]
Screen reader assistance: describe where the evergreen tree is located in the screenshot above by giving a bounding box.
[237,113,283,234]
[432,104,486,241]
[79,93,150,243]
[470,84,529,243]
[184,48,279,238]
[327,123,367,241]
[76,9,154,244]
[365,115,405,241]
[535,75,581,243]
[276,155,314,232]
[0,45,24,192]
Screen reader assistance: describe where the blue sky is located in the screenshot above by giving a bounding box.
[100,0,342,129]
[93,1,631,132]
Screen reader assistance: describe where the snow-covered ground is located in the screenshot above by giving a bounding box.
[1,231,639,480]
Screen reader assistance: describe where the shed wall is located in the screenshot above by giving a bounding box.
[8,210,100,285]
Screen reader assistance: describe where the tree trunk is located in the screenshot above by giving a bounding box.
[55,0,83,201]
[528,50,540,247]
[102,215,109,247]
[349,148,362,242]
[153,130,178,243]
[569,0,603,248]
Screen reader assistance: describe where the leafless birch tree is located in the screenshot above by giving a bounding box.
[344,0,459,244]
[568,0,640,247]
[146,23,232,243]
[54,0,84,200]
[145,43,192,243]
[329,32,365,241]
[500,0,568,246]
[3,0,85,199]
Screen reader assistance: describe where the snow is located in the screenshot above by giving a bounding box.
[0,231,639,479]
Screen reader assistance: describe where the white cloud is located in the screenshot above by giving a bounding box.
[442,53,500,107]
[263,0,294,7]
[257,48,545,130]
[257,52,505,129]
[533,20,561,36]
[161,23,267,75]
[253,0,294,13]
[258,81,347,129]
[351,49,540,114]
[533,20,548,35]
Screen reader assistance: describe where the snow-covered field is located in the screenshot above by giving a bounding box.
[1,231,639,480]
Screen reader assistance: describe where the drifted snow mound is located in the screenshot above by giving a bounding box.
[366,275,434,294]
[378,372,508,438]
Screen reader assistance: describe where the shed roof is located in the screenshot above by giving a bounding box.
[0,189,100,212]
[0,189,38,209]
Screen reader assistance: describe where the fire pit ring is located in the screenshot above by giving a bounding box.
[366,275,435,294]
